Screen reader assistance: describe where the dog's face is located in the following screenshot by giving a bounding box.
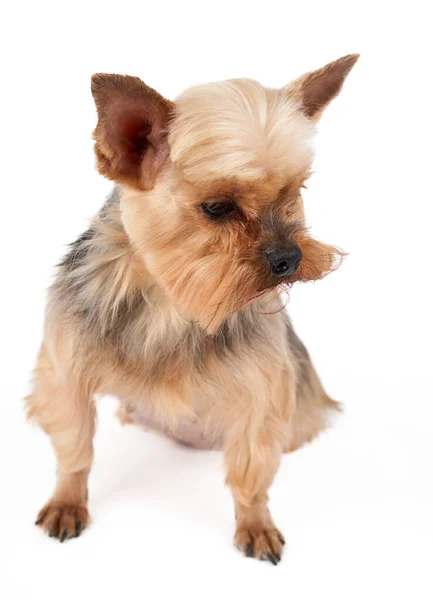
[91,55,358,332]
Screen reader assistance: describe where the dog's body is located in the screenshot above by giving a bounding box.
[27,55,358,564]
[44,188,336,453]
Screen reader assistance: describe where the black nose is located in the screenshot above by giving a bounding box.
[264,245,302,277]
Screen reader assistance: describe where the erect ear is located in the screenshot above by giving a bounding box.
[287,54,359,121]
[91,74,174,190]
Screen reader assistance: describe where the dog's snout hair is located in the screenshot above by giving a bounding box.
[261,208,303,245]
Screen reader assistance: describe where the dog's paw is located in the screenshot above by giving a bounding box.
[35,501,89,542]
[235,522,285,565]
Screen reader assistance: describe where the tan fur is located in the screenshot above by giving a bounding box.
[169,79,315,184]
[26,55,358,562]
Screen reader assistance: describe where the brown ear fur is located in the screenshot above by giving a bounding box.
[288,54,359,120]
[91,74,173,190]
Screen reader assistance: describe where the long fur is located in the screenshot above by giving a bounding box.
[26,55,358,562]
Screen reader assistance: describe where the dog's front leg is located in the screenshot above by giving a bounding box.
[26,343,95,542]
[224,409,286,565]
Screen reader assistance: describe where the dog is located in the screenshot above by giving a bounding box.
[27,54,358,564]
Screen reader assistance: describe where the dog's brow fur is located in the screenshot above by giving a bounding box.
[169,79,316,185]
[26,55,358,560]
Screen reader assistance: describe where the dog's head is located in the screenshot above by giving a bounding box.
[91,55,358,332]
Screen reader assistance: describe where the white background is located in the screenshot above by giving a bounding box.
[1,1,432,599]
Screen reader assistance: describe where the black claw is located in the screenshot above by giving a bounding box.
[278,534,285,545]
[60,531,68,543]
[75,522,82,538]
[274,553,281,562]
[49,530,57,538]
[245,543,253,558]
[35,518,42,526]
[267,552,278,566]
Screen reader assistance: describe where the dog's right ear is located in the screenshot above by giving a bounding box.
[91,74,173,190]
[287,54,359,121]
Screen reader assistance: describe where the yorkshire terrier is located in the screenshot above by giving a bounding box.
[27,54,358,564]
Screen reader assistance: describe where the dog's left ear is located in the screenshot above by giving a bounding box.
[288,54,359,120]
[91,74,173,190]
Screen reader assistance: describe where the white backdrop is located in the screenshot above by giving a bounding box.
[1,1,432,599]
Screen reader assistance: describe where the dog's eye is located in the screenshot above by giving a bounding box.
[201,201,238,219]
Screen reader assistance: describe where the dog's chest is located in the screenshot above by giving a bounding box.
[112,302,268,446]
[109,295,287,448]
[116,295,262,384]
